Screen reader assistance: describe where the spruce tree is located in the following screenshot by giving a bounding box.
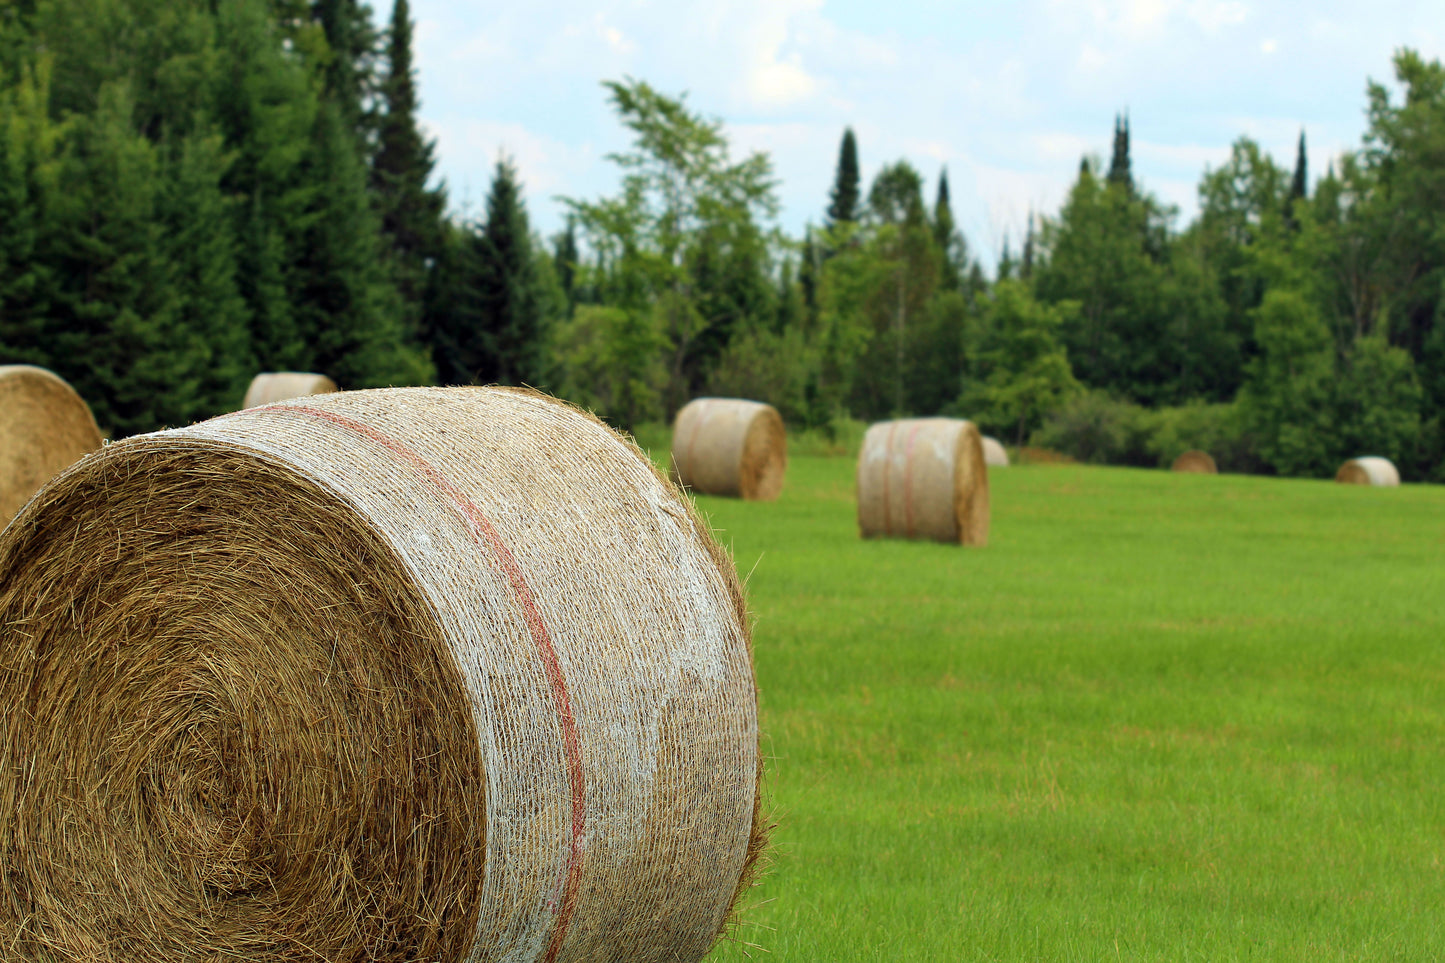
[933,167,963,290]
[1290,129,1308,202]
[1022,212,1035,279]
[373,0,445,344]
[476,157,545,386]
[552,215,579,311]
[312,0,378,140]
[826,127,860,227]
[1107,112,1133,193]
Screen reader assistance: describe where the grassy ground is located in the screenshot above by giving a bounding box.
[659,452,1445,961]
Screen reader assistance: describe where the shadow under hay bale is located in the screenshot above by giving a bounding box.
[0,364,103,528]
[981,436,1009,468]
[0,387,765,963]
[241,371,338,409]
[1335,456,1400,487]
[670,397,787,501]
[1171,450,1218,474]
[857,417,989,546]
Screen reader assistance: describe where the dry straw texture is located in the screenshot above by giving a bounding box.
[857,417,990,546]
[0,364,103,528]
[981,436,1010,468]
[671,398,787,501]
[1335,456,1400,487]
[0,386,764,963]
[241,371,339,408]
[1171,450,1218,474]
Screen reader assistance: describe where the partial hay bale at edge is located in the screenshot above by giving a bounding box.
[981,435,1010,468]
[1335,456,1400,487]
[1171,450,1218,474]
[0,386,765,963]
[856,417,989,546]
[671,397,787,500]
[241,371,339,409]
[0,364,103,527]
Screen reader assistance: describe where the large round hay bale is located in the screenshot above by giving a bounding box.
[981,435,1009,468]
[241,371,338,408]
[0,364,103,527]
[670,397,786,501]
[856,417,989,546]
[1171,449,1217,474]
[0,387,764,963]
[1335,455,1400,487]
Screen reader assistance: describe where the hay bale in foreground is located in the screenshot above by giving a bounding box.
[1171,449,1217,474]
[857,417,989,546]
[671,397,786,500]
[981,435,1009,468]
[0,365,103,527]
[0,387,764,963]
[241,371,338,408]
[1336,456,1400,487]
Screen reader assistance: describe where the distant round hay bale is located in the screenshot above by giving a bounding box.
[1171,449,1217,474]
[241,371,338,409]
[0,364,103,527]
[0,387,764,963]
[857,417,989,546]
[1335,456,1400,487]
[981,435,1009,468]
[671,397,786,501]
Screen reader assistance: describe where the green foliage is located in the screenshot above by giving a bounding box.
[959,280,1081,445]
[564,77,778,413]
[826,126,860,227]
[551,303,668,432]
[1238,287,1335,476]
[1030,389,1153,465]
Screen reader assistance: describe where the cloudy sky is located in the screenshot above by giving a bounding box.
[400,0,1443,270]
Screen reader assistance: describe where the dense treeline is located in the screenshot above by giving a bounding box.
[3,0,1445,483]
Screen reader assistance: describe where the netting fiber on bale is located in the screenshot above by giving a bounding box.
[1171,450,1217,474]
[670,398,786,501]
[857,417,989,546]
[0,364,103,527]
[981,436,1009,468]
[0,387,765,963]
[1335,455,1400,487]
[241,371,338,408]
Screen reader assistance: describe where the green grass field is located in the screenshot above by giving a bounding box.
[671,454,1445,961]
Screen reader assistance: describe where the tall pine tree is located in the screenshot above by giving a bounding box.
[1107,112,1132,193]
[826,127,860,227]
[373,0,444,344]
[476,157,545,386]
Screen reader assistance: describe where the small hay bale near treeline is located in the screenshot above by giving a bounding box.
[241,371,338,409]
[1171,450,1218,474]
[1335,456,1400,487]
[857,417,990,546]
[981,435,1009,468]
[0,364,103,527]
[670,397,787,501]
[0,387,765,963]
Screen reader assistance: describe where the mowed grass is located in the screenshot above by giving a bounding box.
[674,455,1445,961]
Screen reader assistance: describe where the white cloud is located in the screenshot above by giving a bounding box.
[594,14,635,55]
[1261,38,1277,54]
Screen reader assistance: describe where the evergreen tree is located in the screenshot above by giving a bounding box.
[294,96,430,387]
[826,126,860,227]
[933,167,964,290]
[1107,112,1133,193]
[1290,129,1308,202]
[1022,212,1035,279]
[373,0,445,344]
[312,0,378,139]
[552,215,579,311]
[476,157,545,386]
